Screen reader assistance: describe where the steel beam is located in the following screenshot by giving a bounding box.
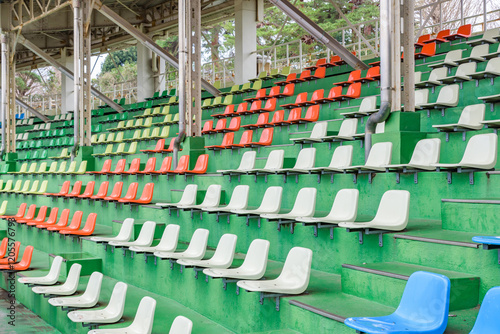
[14,98,50,122]
[93,0,221,97]
[18,34,124,113]
[268,0,368,70]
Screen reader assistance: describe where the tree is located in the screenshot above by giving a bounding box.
[15,71,43,97]
[101,47,137,73]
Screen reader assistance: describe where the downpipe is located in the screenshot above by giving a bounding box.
[0,34,8,161]
[72,0,81,161]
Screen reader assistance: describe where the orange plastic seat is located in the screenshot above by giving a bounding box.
[275,73,297,86]
[77,182,95,199]
[303,67,326,80]
[335,51,357,66]
[228,130,253,149]
[0,245,32,270]
[90,182,109,200]
[428,29,450,44]
[18,206,48,224]
[65,181,83,197]
[162,155,190,174]
[205,132,234,150]
[149,157,172,175]
[27,207,58,226]
[324,55,342,67]
[183,154,209,175]
[45,181,71,197]
[281,92,308,109]
[243,113,270,129]
[201,121,214,134]
[342,82,362,100]
[335,70,361,86]
[211,104,235,118]
[162,138,176,153]
[37,208,69,229]
[415,42,436,59]
[305,58,327,70]
[444,24,471,41]
[0,203,27,219]
[103,182,124,201]
[141,139,165,153]
[136,157,157,175]
[211,119,227,134]
[87,159,112,174]
[108,159,127,175]
[60,213,97,235]
[281,108,302,125]
[353,66,381,83]
[122,158,141,175]
[223,117,241,132]
[244,88,267,103]
[118,183,139,202]
[0,241,20,264]
[268,110,285,126]
[415,34,431,47]
[295,105,320,123]
[316,86,343,104]
[274,83,295,98]
[0,238,8,258]
[245,128,274,147]
[15,204,36,222]
[299,89,324,106]
[120,183,155,204]
[47,211,82,231]
[267,86,282,99]
[288,70,310,83]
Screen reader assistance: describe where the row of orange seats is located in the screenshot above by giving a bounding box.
[415,24,472,46]
[0,237,33,271]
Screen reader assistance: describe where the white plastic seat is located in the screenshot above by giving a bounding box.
[344,142,392,172]
[246,150,284,174]
[341,96,378,117]
[177,184,221,210]
[414,72,422,86]
[87,296,156,334]
[202,185,249,213]
[237,247,312,295]
[290,122,328,143]
[417,84,459,109]
[48,272,103,308]
[385,138,441,171]
[129,224,180,253]
[177,233,237,269]
[433,104,485,131]
[154,228,209,260]
[90,218,134,243]
[231,186,283,216]
[440,62,476,84]
[218,151,257,174]
[32,263,81,296]
[277,148,316,174]
[309,145,354,173]
[466,28,500,46]
[108,221,156,248]
[415,67,447,87]
[169,316,193,334]
[322,119,357,141]
[428,49,463,68]
[203,239,270,280]
[156,184,198,208]
[296,189,358,224]
[433,133,498,170]
[338,190,410,231]
[261,187,317,221]
[67,282,127,324]
[484,43,500,59]
[457,44,490,62]
[414,89,429,109]
[469,57,500,79]
[18,256,63,285]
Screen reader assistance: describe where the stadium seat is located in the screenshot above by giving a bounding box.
[169,316,193,334]
[48,271,103,308]
[154,228,209,261]
[321,119,358,141]
[290,121,328,144]
[428,49,463,68]
[261,188,316,227]
[135,157,157,175]
[417,84,459,110]
[27,263,76,295]
[205,132,234,150]
[222,117,241,132]
[304,58,326,70]
[67,281,127,324]
[466,28,500,46]
[114,182,139,202]
[268,110,285,126]
[108,221,156,248]
[36,209,70,229]
[416,67,447,87]
[457,44,489,63]
[468,286,500,334]
[237,247,312,295]
[18,255,63,285]
[427,29,450,43]
[177,234,238,269]
[119,183,154,204]
[218,151,257,174]
[440,62,476,83]
[17,205,47,224]
[335,70,361,86]
[246,150,285,174]
[26,207,58,226]
[16,180,31,194]
[60,213,97,236]
[0,180,13,193]
[183,154,209,175]
[156,184,198,208]
[0,245,34,271]
[385,138,441,171]
[90,182,110,200]
[469,57,500,79]
[434,133,498,170]
[415,33,431,47]
[90,218,135,243]
[64,181,83,197]
[201,120,214,134]
[162,155,190,175]
[121,158,141,175]
[87,159,112,175]
[203,239,270,280]
[433,104,485,131]
[339,190,410,231]
[276,148,316,174]
[444,23,471,41]
[177,184,221,211]
[280,92,307,109]
[47,211,83,232]
[202,185,249,214]
[11,204,36,221]
[344,142,392,173]
[108,159,127,175]
[354,66,380,83]
[244,88,267,102]
[0,241,20,264]
[414,42,436,59]
[129,224,180,253]
[245,128,274,147]
[147,157,172,175]
[87,296,156,334]
[344,271,450,334]
[211,104,236,118]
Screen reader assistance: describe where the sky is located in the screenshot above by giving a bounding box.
[91,54,107,79]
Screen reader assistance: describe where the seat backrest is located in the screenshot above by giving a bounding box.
[174,155,190,173]
[338,119,358,137]
[129,297,157,333]
[122,182,139,200]
[214,119,226,131]
[444,49,463,62]
[373,190,410,227]
[428,67,448,81]
[309,122,328,139]
[2,180,13,192]
[240,239,270,277]
[257,128,273,145]
[200,185,222,207]
[115,218,135,241]
[138,183,154,202]
[82,182,95,196]
[470,43,489,58]
[81,213,97,233]
[268,86,280,98]
[127,142,138,153]
[295,92,308,104]
[113,159,127,173]
[458,104,485,127]
[226,185,250,210]
[485,57,500,73]
[460,133,498,168]
[106,282,128,317]
[45,207,59,225]
[457,23,471,36]
[202,120,213,132]
[289,188,317,217]
[76,161,87,174]
[126,158,141,173]
[157,224,180,250]
[394,271,450,332]
[470,287,500,333]
[135,221,156,245]
[329,145,354,169]
[420,42,436,56]
[69,181,82,195]
[287,108,301,122]
[143,157,157,173]
[346,82,361,98]
[276,247,313,294]
[415,89,429,107]
[59,181,71,195]
[67,211,83,229]
[28,180,39,193]
[327,189,359,221]
[255,113,269,125]
[264,149,284,170]
[416,34,430,44]
[184,228,209,257]
[238,130,253,145]
[237,151,257,170]
[408,138,441,166]
[328,86,343,99]
[169,316,193,334]
[65,161,77,173]
[365,142,392,167]
[34,206,48,221]
[178,184,198,206]
[293,148,316,170]
[16,245,34,269]
[210,234,238,265]
[436,29,450,39]
[221,132,234,147]
[190,154,209,173]
[271,110,284,123]
[303,105,320,122]
[20,180,30,192]
[109,182,124,199]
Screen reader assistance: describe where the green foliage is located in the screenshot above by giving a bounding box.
[15,71,42,97]
[101,47,137,73]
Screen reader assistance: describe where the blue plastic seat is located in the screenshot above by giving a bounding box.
[472,236,500,246]
[344,271,450,334]
[469,286,500,334]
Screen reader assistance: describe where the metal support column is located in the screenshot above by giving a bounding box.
[1,33,16,157]
[402,0,415,112]
[391,0,401,111]
[192,0,202,137]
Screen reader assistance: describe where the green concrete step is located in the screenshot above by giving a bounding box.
[341,261,479,311]
[441,199,500,234]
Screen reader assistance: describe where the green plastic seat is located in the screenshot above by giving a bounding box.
[11,163,28,174]
[64,161,77,174]
[55,161,67,173]
[123,142,137,155]
[125,130,141,142]
[25,180,39,194]
[108,143,125,156]
[135,108,151,119]
[0,180,13,192]
[47,162,58,173]
[6,180,23,193]
[34,162,47,174]
[32,180,48,194]
[68,161,87,175]
[18,180,31,194]
[109,121,125,132]
[113,132,124,143]
[105,133,115,143]
[92,144,114,157]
